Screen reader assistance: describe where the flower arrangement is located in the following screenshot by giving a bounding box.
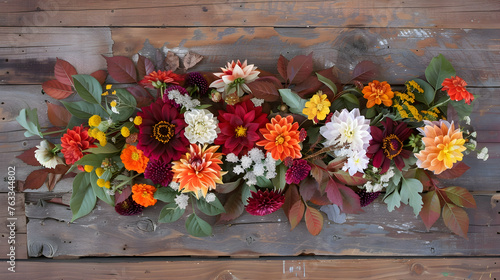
[16,46,488,238]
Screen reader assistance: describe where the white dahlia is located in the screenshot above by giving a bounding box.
[320,108,371,152]
[184,109,220,144]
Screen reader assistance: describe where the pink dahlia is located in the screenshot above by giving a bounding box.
[144,159,173,187]
[285,159,311,184]
[60,125,97,165]
[136,98,189,163]
[245,189,285,216]
[209,60,259,95]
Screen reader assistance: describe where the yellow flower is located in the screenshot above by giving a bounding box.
[406,80,424,94]
[110,100,117,108]
[95,167,104,177]
[302,91,331,122]
[89,115,101,127]
[106,84,112,90]
[104,181,111,189]
[84,165,94,172]
[121,127,130,137]
[97,178,106,187]
[133,116,142,126]
[112,90,116,95]
[95,130,107,146]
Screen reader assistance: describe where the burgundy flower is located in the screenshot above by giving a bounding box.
[245,189,285,216]
[136,98,189,163]
[285,159,311,184]
[144,159,173,187]
[115,195,144,216]
[214,100,268,156]
[186,72,209,96]
[357,189,381,207]
[366,117,413,173]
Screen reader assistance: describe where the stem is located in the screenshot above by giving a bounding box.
[42,129,67,136]
[304,144,341,160]
[428,97,451,111]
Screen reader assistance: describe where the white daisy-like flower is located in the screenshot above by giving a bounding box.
[34,140,63,169]
[240,155,253,169]
[226,153,239,163]
[250,98,265,107]
[184,109,219,144]
[205,193,216,203]
[320,108,371,152]
[174,194,190,210]
[342,150,370,176]
[248,148,265,163]
[169,181,180,191]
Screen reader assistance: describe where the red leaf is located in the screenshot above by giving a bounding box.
[46,164,71,175]
[333,170,367,186]
[16,147,41,166]
[294,76,323,98]
[215,179,242,194]
[310,159,329,187]
[283,185,301,221]
[104,56,137,83]
[419,190,441,230]
[351,60,379,83]
[115,185,132,204]
[47,102,72,127]
[137,55,155,79]
[90,70,108,85]
[309,189,332,206]
[435,162,471,179]
[23,169,49,190]
[247,80,280,102]
[54,58,77,86]
[183,52,203,70]
[304,207,323,236]
[287,53,313,84]
[442,187,476,208]
[289,200,305,230]
[127,85,153,108]
[277,55,289,81]
[327,157,346,172]
[298,176,319,201]
[338,184,363,214]
[218,188,244,223]
[165,51,180,72]
[442,203,469,239]
[325,179,343,207]
[42,79,73,99]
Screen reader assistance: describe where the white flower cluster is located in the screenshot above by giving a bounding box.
[174,193,189,210]
[167,89,201,110]
[169,181,180,191]
[477,147,489,161]
[363,167,395,193]
[227,148,277,186]
[205,193,216,203]
[184,109,220,144]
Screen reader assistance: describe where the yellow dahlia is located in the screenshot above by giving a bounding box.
[302,91,331,122]
[415,120,466,174]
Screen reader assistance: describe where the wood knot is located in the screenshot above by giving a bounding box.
[136,218,156,232]
[411,263,425,275]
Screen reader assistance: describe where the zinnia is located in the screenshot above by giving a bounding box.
[139,70,183,89]
[60,125,97,165]
[245,189,285,216]
[131,184,157,207]
[172,144,227,199]
[257,115,302,161]
[441,76,474,105]
[209,60,259,96]
[302,91,331,123]
[415,120,467,174]
[362,80,394,108]
[120,144,149,173]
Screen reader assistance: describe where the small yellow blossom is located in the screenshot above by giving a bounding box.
[110,100,117,107]
[104,181,111,189]
[121,127,130,137]
[84,165,94,173]
[95,167,104,177]
[89,115,102,127]
[134,116,143,126]
[97,178,106,187]
[302,91,331,122]
[106,84,112,90]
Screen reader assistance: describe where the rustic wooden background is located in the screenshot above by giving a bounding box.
[1,0,499,278]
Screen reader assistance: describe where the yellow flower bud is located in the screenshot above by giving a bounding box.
[121,126,130,137]
[104,181,111,189]
[89,115,102,127]
[133,116,142,126]
[110,100,117,107]
[84,165,94,173]
[95,167,104,177]
[97,178,106,187]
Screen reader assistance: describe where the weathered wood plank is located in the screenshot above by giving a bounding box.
[2,0,499,28]
[1,257,499,280]
[25,194,499,258]
[0,233,27,260]
[0,193,28,260]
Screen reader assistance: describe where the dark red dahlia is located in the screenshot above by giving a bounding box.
[60,125,97,165]
[366,117,413,173]
[186,72,209,96]
[245,189,285,216]
[214,100,268,156]
[357,189,381,207]
[285,159,311,184]
[144,159,173,187]
[115,195,144,216]
[136,98,189,163]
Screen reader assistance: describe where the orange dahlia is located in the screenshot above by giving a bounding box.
[415,120,467,174]
[120,144,149,173]
[256,115,302,161]
[441,76,474,105]
[131,183,157,207]
[172,144,226,199]
[362,80,394,108]
[139,70,183,89]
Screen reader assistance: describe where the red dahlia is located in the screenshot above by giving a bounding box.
[441,76,474,105]
[144,159,173,187]
[214,100,268,156]
[245,189,285,216]
[136,98,189,163]
[60,125,97,165]
[139,70,183,89]
[285,159,311,184]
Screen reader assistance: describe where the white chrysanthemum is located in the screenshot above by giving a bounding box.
[320,108,371,152]
[342,150,369,176]
[240,155,253,169]
[248,148,265,162]
[205,193,216,203]
[169,181,180,191]
[226,153,239,163]
[184,109,219,144]
[253,163,265,176]
[250,98,265,107]
[364,180,383,193]
[233,165,244,175]
[175,194,189,210]
[34,140,63,169]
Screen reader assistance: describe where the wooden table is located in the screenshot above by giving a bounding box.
[1,0,499,279]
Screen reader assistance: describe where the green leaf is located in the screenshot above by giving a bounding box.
[400,178,424,216]
[279,88,307,116]
[384,188,401,212]
[185,214,212,237]
[215,179,242,194]
[70,172,97,222]
[61,100,106,119]
[340,93,359,106]
[425,54,456,92]
[271,163,287,191]
[72,74,103,104]
[84,143,120,154]
[365,107,376,119]
[450,99,474,120]
[154,187,177,203]
[413,78,435,105]
[112,88,138,122]
[158,204,185,223]
[16,108,43,138]
[195,195,226,216]
[241,183,257,206]
[256,176,273,188]
[316,73,337,95]
[75,153,108,167]
[89,171,114,206]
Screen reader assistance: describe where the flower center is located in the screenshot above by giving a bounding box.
[316,103,324,111]
[235,125,248,137]
[131,152,140,161]
[437,139,465,168]
[275,135,285,145]
[382,134,403,159]
[152,121,175,144]
[190,156,204,172]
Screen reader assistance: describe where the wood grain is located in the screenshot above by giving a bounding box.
[1,0,499,28]
[0,193,28,259]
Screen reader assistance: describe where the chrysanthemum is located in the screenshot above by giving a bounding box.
[61,125,97,165]
[144,159,173,187]
[171,144,227,199]
[415,120,467,174]
[441,76,474,105]
[131,183,157,207]
[120,144,149,173]
[302,91,331,122]
[186,72,209,96]
[136,98,189,163]
[215,100,268,156]
[139,70,183,89]
[285,159,311,184]
[257,115,302,161]
[245,189,285,216]
[115,195,144,216]
[209,60,259,96]
[319,108,371,152]
[362,80,394,108]
[366,118,413,174]
[34,140,64,169]
[184,109,219,144]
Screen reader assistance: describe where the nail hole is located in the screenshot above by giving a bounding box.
[1,102,4,104]
[6,71,9,74]
[5,59,8,62]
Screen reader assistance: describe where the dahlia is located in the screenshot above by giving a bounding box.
[245,189,285,216]
[61,125,97,165]
[131,183,157,207]
[120,144,149,173]
[136,98,189,163]
[257,115,302,161]
[441,76,474,105]
[285,159,311,184]
[215,100,268,156]
[144,159,173,187]
[362,80,394,108]
[342,150,370,176]
[186,72,209,95]
[366,118,413,174]
[171,144,227,199]
[184,109,219,144]
[34,140,64,169]
[115,195,144,216]
[209,60,259,96]
[139,70,183,89]
[415,120,466,174]
[302,91,331,122]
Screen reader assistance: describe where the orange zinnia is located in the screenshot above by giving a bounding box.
[362,80,394,108]
[131,183,157,207]
[172,144,226,199]
[256,115,302,161]
[415,120,467,174]
[120,145,149,173]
